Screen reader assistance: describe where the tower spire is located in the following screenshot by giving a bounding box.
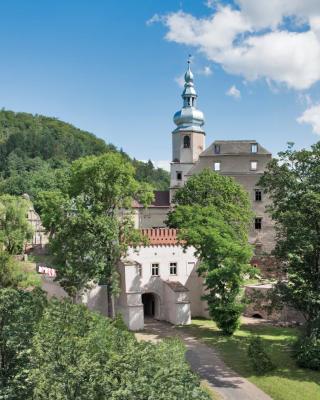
[173,59,205,133]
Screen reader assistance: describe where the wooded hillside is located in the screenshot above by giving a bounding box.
[0,110,169,197]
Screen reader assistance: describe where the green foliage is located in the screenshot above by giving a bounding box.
[0,288,47,400]
[133,159,170,190]
[248,336,275,374]
[0,194,33,254]
[295,332,320,371]
[38,153,153,308]
[0,110,169,197]
[0,251,41,289]
[168,170,253,335]
[31,300,210,400]
[259,142,320,330]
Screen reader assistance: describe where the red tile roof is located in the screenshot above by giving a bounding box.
[141,228,181,245]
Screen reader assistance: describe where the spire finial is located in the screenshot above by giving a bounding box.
[187,54,192,68]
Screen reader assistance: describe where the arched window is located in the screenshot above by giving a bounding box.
[183,135,190,148]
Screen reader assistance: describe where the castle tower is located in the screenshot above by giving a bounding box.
[170,59,206,201]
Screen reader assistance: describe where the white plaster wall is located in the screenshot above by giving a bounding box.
[127,245,197,286]
[127,245,207,318]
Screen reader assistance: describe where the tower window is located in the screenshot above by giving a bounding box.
[176,171,182,181]
[170,262,177,275]
[151,263,159,276]
[214,144,220,154]
[255,218,262,230]
[255,189,262,201]
[183,135,191,148]
[251,143,258,153]
[214,162,221,171]
[250,161,258,171]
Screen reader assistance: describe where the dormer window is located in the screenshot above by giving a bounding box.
[251,143,258,153]
[183,135,191,148]
[214,144,220,154]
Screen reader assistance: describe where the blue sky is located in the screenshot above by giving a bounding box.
[0,0,320,169]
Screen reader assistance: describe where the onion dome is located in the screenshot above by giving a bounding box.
[173,59,205,133]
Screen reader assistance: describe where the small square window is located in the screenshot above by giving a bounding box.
[151,263,159,276]
[176,171,182,181]
[214,144,220,154]
[251,143,258,153]
[250,161,258,171]
[255,218,262,230]
[214,162,221,171]
[255,189,262,201]
[170,262,177,275]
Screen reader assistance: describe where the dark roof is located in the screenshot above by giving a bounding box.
[200,140,271,156]
[133,190,170,208]
[164,281,189,292]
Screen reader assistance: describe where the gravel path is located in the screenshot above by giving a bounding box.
[136,319,272,400]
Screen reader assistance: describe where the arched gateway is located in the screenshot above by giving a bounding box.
[142,292,160,319]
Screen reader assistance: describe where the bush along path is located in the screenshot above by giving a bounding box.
[136,319,272,400]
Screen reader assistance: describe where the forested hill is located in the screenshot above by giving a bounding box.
[0,110,169,197]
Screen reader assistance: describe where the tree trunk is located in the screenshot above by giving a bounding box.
[107,285,115,319]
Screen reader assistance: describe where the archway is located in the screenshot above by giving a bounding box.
[142,293,159,318]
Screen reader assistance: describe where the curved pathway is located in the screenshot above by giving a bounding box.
[136,319,272,400]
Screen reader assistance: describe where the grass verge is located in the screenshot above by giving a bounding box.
[182,318,320,400]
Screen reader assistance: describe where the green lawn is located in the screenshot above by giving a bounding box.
[182,318,320,400]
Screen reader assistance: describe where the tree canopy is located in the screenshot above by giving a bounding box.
[0,194,33,254]
[260,143,320,328]
[168,169,253,335]
[37,153,153,313]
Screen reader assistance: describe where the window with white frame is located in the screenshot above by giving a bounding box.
[251,143,258,153]
[170,262,177,275]
[214,162,221,171]
[250,161,258,171]
[151,263,159,276]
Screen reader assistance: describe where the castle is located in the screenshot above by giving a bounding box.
[114,61,274,330]
[33,61,275,330]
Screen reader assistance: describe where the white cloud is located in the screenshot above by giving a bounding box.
[297,104,320,134]
[204,0,218,10]
[174,74,185,88]
[226,85,241,99]
[198,66,213,76]
[236,0,320,29]
[152,2,320,90]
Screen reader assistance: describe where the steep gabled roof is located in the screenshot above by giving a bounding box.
[200,140,271,157]
[133,190,170,209]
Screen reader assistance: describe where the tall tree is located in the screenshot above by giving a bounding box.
[167,169,253,335]
[31,300,210,400]
[37,153,153,315]
[0,195,33,254]
[0,288,46,400]
[260,143,320,330]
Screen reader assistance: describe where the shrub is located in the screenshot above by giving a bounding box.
[248,336,275,374]
[295,332,320,371]
[209,301,243,335]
